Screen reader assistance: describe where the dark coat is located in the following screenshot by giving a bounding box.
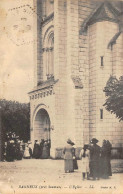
[33,143,40,159]
[89,144,100,178]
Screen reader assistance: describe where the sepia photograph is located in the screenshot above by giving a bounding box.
[0,0,123,193]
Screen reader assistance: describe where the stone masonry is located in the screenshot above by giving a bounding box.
[29,0,123,158]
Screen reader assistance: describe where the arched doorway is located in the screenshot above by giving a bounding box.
[33,108,51,158]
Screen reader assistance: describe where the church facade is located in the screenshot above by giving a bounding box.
[29,0,123,158]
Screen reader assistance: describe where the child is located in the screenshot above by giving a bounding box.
[79,144,90,180]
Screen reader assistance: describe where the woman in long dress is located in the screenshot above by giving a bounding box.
[33,140,40,159]
[72,144,78,170]
[79,144,90,180]
[63,139,74,173]
[100,140,112,178]
[23,144,30,159]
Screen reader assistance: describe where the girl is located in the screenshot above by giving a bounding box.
[79,144,90,180]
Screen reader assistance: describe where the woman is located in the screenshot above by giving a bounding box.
[42,140,49,159]
[63,139,74,173]
[89,138,100,180]
[106,140,112,177]
[100,140,112,178]
[79,144,90,180]
[72,143,78,170]
[33,140,40,159]
[23,143,30,159]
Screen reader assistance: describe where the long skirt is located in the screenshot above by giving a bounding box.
[73,159,78,170]
[100,158,112,178]
[89,160,100,178]
[64,159,74,173]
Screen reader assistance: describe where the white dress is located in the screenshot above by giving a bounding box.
[24,146,30,158]
[79,149,90,173]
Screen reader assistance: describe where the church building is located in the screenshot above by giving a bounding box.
[29,0,123,158]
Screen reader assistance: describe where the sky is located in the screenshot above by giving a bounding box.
[0,0,34,103]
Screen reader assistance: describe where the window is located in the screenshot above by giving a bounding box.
[43,30,54,80]
[101,56,104,66]
[100,109,103,119]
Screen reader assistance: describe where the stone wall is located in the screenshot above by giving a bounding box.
[31,0,123,158]
[88,21,123,147]
[78,1,97,146]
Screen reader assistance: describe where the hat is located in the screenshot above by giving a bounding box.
[10,140,14,143]
[36,141,40,144]
[28,141,32,144]
[67,138,74,145]
[90,138,99,144]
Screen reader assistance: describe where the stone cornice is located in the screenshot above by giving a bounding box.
[28,78,58,100]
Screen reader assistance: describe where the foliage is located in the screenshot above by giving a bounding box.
[0,99,30,142]
[103,75,123,121]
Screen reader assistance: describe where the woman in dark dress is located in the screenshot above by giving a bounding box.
[88,138,100,180]
[42,140,49,159]
[6,140,15,162]
[72,143,78,170]
[100,140,112,179]
[106,140,112,177]
[40,139,44,158]
[33,140,40,159]
[100,140,109,178]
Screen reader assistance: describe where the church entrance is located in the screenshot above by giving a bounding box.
[34,108,51,158]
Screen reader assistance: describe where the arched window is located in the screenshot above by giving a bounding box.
[43,30,54,81]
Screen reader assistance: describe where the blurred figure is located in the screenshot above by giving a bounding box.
[40,139,44,159]
[89,138,100,180]
[106,140,112,177]
[72,143,78,171]
[33,140,40,159]
[28,141,33,158]
[100,140,112,178]
[63,139,74,173]
[23,143,30,159]
[79,144,90,180]
[6,140,15,162]
[42,140,49,159]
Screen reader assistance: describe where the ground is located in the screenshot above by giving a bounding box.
[0,159,123,194]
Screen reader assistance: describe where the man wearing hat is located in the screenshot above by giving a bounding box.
[88,138,100,180]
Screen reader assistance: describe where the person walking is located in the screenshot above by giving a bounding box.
[79,144,90,180]
[89,138,100,180]
[63,139,74,173]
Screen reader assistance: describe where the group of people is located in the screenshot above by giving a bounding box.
[3,132,51,161]
[63,138,112,180]
[4,132,24,161]
[24,139,50,159]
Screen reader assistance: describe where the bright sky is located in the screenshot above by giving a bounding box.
[0,0,34,103]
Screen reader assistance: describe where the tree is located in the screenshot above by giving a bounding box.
[0,99,30,142]
[103,75,123,121]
